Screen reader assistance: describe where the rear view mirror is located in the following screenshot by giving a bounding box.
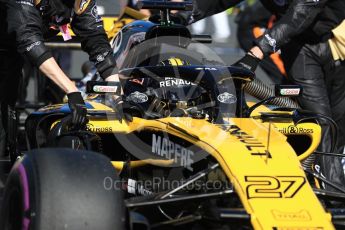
[275,85,303,97]
[86,81,121,94]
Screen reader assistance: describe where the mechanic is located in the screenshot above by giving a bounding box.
[188,0,345,190]
[235,1,287,84]
[0,0,121,155]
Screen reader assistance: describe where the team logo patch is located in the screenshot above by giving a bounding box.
[112,31,123,54]
[217,92,237,104]
[26,41,41,52]
[128,91,149,103]
[265,34,277,52]
[96,51,109,63]
[91,5,102,22]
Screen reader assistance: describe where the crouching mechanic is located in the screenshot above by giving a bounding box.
[189,0,345,191]
[0,0,121,153]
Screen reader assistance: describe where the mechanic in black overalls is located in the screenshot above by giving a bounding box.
[189,0,345,190]
[0,0,120,156]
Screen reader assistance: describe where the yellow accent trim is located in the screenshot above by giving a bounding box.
[74,0,92,15]
[111,161,125,171]
[246,102,321,161]
[314,177,321,189]
[86,101,114,112]
[168,58,177,66]
[56,16,133,40]
[123,6,149,20]
[273,122,321,161]
[111,159,174,171]
[175,58,183,66]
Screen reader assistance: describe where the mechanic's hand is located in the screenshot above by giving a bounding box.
[105,74,120,82]
[233,53,261,72]
[113,96,133,123]
[67,92,88,129]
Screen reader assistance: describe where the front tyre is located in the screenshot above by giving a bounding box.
[0,148,125,230]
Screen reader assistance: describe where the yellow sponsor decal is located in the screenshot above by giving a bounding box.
[222,125,272,158]
[86,123,113,133]
[278,125,313,134]
[272,209,311,221]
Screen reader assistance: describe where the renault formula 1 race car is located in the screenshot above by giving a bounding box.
[1,1,345,230]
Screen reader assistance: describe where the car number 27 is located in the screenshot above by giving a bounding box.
[244,176,306,199]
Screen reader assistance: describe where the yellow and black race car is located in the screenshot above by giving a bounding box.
[1,1,345,230]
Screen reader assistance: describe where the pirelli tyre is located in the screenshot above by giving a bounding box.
[0,148,125,230]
